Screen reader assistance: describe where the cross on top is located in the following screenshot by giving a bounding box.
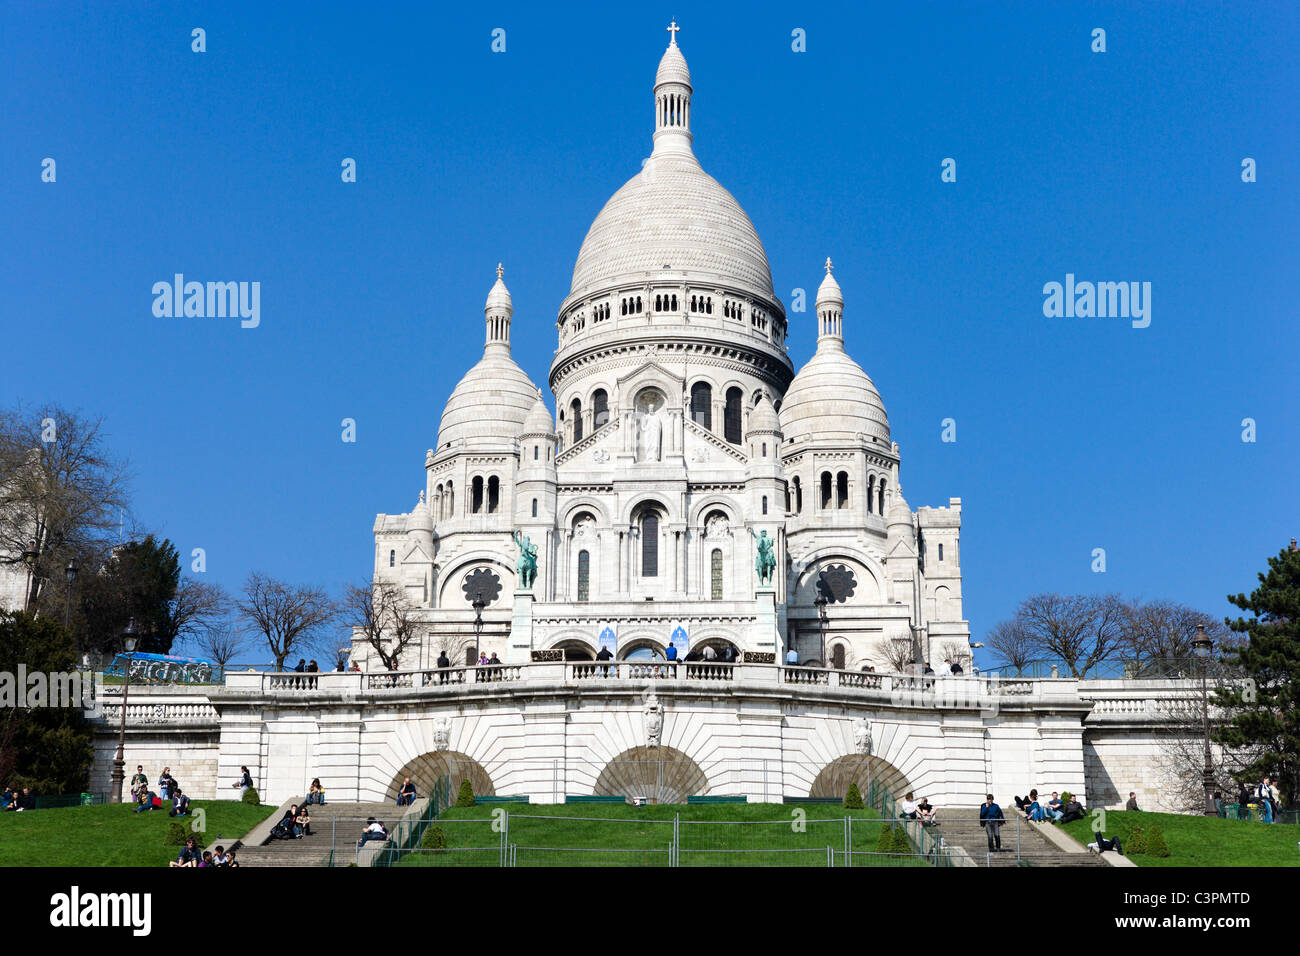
[825,257,834,274]
[496,262,504,280]
[667,20,680,44]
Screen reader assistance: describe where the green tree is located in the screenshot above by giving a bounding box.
[79,536,181,655]
[1215,543,1300,806]
[0,612,94,794]
[844,782,863,809]
[456,779,475,807]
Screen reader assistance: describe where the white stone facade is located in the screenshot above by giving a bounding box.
[361,32,969,673]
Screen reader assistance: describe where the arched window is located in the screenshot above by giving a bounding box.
[831,643,846,670]
[690,382,713,431]
[531,498,538,518]
[570,398,583,443]
[641,511,660,577]
[836,471,848,509]
[878,479,886,516]
[762,443,767,457]
[724,387,743,443]
[711,549,723,600]
[446,481,453,516]
[533,445,539,460]
[592,389,609,428]
[938,543,944,562]
[577,550,590,602]
[793,476,803,513]
[762,495,768,515]
[472,476,484,513]
[671,294,678,310]
[389,550,395,568]
[867,475,876,514]
[820,472,832,509]
[488,476,500,514]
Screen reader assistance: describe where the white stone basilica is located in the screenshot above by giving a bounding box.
[360,30,970,672]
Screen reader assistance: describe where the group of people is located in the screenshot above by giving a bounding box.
[1012,789,1085,824]
[270,803,312,840]
[899,791,939,825]
[169,836,239,867]
[129,765,192,816]
[1,787,34,811]
[292,659,321,673]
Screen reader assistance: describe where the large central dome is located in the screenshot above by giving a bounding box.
[569,157,776,299]
[566,32,776,302]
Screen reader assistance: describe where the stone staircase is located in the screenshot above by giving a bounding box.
[235,800,401,867]
[928,810,1111,867]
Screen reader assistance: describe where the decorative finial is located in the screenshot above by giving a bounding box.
[825,257,834,275]
[667,19,680,44]
[419,490,426,504]
[496,262,504,280]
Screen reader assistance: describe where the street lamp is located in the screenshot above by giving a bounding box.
[1192,623,1217,817]
[109,618,140,804]
[21,540,38,612]
[63,559,78,631]
[813,589,828,667]
[472,590,485,657]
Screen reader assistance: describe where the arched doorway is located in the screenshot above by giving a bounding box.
[594,746,708,804]
[387,750,495,802]
[810,754,913,803]
[553,640,594,661]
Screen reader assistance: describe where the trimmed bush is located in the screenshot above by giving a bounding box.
[1126,827,1147,855]
[1060,791,1073,804]
[420,825,448,853]
[1143,824,1170,858]
[455,779,475,808]
[163,820,202,847]
[844,783,864,809]
[891,824,912,854]
[876,824,894,852]
[241,787,260,805]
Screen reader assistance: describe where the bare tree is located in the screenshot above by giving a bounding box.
[985,618,1036,672]
[939,640,971,671]
[1018,592,1126,677]
[0,405,131,611]
[235,572,336,671]
[197,626,246,677]
[163,578,230,649]
[342,581,421,671]
[880,639,916,674]
[1120,599,1236,676]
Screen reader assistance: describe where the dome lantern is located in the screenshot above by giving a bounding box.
[484,262,513,353]
[816,257,845,349]
[653,21,693,159]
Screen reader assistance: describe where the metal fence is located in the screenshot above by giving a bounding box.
[29,791,107,809]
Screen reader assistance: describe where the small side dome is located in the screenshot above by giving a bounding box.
[405,490,434,534]
[746,393,781,436]
[816,258,843,307]
[485,262,512,315]
[887,487,912,525]
[521,391,556,436]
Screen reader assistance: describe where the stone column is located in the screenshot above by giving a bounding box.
[509,589,535,664]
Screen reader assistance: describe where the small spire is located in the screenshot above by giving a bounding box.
[496,262,504,280]
[825,257,834,275]
[667,19,680,45]
[419,490,425,504]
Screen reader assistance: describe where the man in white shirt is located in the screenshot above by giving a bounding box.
[701,644,717,662]
[900,792,919,819]
[935,659,952,676]
[785,647,798,666]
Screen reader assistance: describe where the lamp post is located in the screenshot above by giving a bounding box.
[21,539,38,612]
[1192,624,1217,816]
[63,559,78,631]
[108,618,140,804]
[472,590,485,657]
[814,590,828,667]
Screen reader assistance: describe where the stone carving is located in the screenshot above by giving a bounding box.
[513,530,538,589]
[853,718,872,756]
[637,394,664,462]
[593,449,611,463]
[574,515,596,537]
[689,447,710,463]
[705,513,730,540]
[749,528,776,585]
[462,567,502,605]
[644,690,664,748]
[433,716,451,751]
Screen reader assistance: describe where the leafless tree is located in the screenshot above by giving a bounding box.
[235,572,336,671]
[343,581,422,671]
[985,618,1036,672]
[1119,599,1236,676]
[1017,592,1126,677]
[164,578,231,649]
[0,405,131,611]
[939,640,971,671]
[197,626,246,676]
[880,639,916,674]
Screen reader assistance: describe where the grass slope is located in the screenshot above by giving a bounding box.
[0,800,277,867]
[1061,810,1300,867]
[399,802,928,867]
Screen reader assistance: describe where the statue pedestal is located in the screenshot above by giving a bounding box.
[751,586,778,654]
[509,589,535,664]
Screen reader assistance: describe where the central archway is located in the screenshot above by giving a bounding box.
[810,754,913,802]
[594,746,708,804]
[387,750,495,802]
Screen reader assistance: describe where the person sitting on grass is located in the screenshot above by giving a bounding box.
[223,849,239,868]
[1059,794,1086,824]
[295,804,312,838]
[198,851,213,868]
[1045,792,1063,822]
[916,797,938,825]
[169,787,190,817]
[1,787,12,810]
[169,836,202,867]
[306,778,326,806]
[1125,791,1141,812]
[133,788,158,813]
[397,777,417,807]
[357,818,389,847]
[211,845,228,865]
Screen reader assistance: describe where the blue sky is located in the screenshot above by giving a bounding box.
[1,1,1296,665]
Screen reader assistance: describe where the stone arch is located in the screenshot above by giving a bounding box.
[620,490,676,525]
[810,754,914,801]
[792,548,885,606]
[386,750,496,802]
[552,638,595,660]
[688,494,739,528]
[437,553,514,606]
[558,496,611,529]
[594,746,709,804]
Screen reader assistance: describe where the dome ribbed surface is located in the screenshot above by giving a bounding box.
[436,350,539,449]
[655,42,691,87]
[569,154,775,299]
[780,345,890,445]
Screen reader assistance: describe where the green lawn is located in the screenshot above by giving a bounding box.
[0,800,277,866]
[398,802,935,867]
[1061,810,1300,867]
